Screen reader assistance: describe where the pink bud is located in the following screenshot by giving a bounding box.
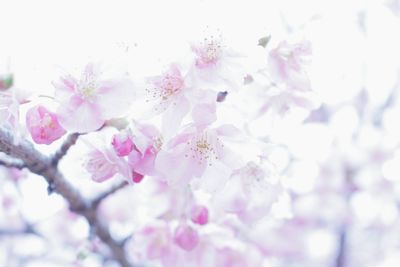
[173,224,199,251]
[112,130,134,157]
[190,205,209,225]
[132,171,144,183]
[26,105,66,145]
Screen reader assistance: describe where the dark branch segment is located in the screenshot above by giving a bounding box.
[0,128,134,267]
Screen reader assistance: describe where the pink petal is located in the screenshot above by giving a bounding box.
[57,96,104,133]
[191,205,209,225]
[161,95,190,138]
[96,78,135,119]
[192,102,217,127]
[173,224,199,251]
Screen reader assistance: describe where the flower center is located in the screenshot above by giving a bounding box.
[80,86,96,98]
[160,75,183,100]
[199,36,223,65]
[78,74,98,100]
[185,132,223,166]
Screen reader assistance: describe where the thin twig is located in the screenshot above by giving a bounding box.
[0,128,134,267]
[51,133,80,166]
[91,181,129,209]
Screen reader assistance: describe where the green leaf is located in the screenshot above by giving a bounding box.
[4,75,13,88]
[0,74,13,90]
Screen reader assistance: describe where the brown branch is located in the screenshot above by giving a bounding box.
[91,181,129,209]
[51,133,80,166]
[0,128,134,267]
[0,158,25,169]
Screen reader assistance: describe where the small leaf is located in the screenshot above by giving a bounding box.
[258,35,271,48]
[0,74,13,90]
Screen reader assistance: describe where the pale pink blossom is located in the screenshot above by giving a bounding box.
[214,161,283,223]
[26,105,66,145]
[111,130,134,157]
[189,33,244,91]
[84,149,120,183]
[173,224,199,251]
[155,125,236,187]
[53,63,134,133]
[268,40,312,92]
[145,64,190,137]
[83,138,131,183]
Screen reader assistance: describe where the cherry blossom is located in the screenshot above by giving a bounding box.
[53,63,135,133]
[26,105,66,145]
[214,161,283,223]
[268,40,312,92]
[145,64,190,136]
[155,125,237,188]
[82,132,131,183]
[188,33,244,91]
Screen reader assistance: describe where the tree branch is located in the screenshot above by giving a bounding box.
[0,128,134,267]
[51,133,80,166]
[0,158,25,169]
[91,181,129,209]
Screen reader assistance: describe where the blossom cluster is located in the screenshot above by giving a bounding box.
[1,32,321,266]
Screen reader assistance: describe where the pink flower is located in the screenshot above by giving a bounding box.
[84,149,120,183]
[26,105,66,145]
[81,132,133,183]
[190,205,209,225]
[127,123,163,178]
[145,64,190,137]
[173,224,199,251]
[192,36,224,69]
[214,161,283,223]
[268,40,312,92]
[155,125,237,188]
[189,33,244,91]
[53,63,135,133]
[111,130,134,157]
